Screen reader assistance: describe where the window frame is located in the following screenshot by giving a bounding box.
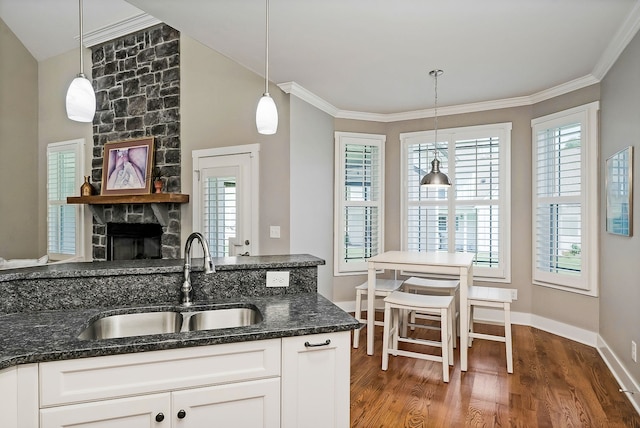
[400,123,512,282]
[334,132,386,275]
[46,139,85,261]
[531,102,599,296]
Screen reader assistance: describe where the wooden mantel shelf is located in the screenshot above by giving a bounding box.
[67,193,189,205]
[67,193,189,226]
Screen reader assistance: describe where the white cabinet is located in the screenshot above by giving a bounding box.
[281,331,351,428]
[4,331,351,428]
[38,339,281,428]
[0,366,18,427]
[40,393,170,428]
[0,364,38,428]
[173,378,280,427]
[40,378,281,428]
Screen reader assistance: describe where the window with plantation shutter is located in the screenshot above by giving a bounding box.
[531,102,599,296]
[334,132,385,275]
[203,175,237,257]
[47,139,85,260]
[401,123,511,281]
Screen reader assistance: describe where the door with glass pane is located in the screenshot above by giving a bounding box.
[194,152,254,257]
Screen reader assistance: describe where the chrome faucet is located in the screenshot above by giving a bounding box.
[181,232,215,306]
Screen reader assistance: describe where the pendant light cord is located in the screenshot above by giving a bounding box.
[433,70,438,159]
[264,0,270,94]
[429,69,443,161]
[78,0,84,76]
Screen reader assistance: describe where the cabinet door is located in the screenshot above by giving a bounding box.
[281,331,351,428]
[171,378,280,427]
[0,364,38,428]
[40,393,170,428]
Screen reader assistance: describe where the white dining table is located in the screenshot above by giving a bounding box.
[366,251,476,371]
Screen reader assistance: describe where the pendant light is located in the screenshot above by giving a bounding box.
[65,0,96,123]
[256,0,278,135]
[420,69,451,187]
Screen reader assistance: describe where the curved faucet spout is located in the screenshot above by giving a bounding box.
[181,232,216,306]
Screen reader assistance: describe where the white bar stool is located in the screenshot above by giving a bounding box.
[352,278,404,348]
[467,285,515,373]
[381,291,455,383]
[402,277,460,347]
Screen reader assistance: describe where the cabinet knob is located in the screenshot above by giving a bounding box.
[155,412,165,422]
[177,409,187,419]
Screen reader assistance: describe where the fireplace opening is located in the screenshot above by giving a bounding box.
[107,223,162,261]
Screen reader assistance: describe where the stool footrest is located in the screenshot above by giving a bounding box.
[469,331,506,343]
[398,337,443,348]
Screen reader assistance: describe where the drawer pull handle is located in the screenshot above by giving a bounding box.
[155,413,165,422]
[177,409,186,419]
[304,339,331,347]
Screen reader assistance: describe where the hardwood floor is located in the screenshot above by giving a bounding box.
[350,323,640,427]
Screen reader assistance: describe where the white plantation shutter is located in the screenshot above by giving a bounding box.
[401,123,511,281]
[203,176,236,257]
[532,102,599,295]
[47,140,84,259]
[335,132,385,274]
[455,136,501,269]
[406,141,450,253]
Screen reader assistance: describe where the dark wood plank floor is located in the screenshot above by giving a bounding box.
[350,323,640,427]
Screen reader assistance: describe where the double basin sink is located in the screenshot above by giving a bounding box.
[78,305,262,340]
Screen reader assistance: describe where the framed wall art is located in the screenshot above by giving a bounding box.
[606,146,633,236]
[101,137,155,196]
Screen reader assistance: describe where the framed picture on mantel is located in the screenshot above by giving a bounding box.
[101,137,155,196]
[606,145,633,236]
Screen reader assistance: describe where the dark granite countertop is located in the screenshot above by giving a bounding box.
[0,254,326,282]
[0,254,359,370]
[0,292,359,370]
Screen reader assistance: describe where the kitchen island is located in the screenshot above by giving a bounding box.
[0,255,357,427]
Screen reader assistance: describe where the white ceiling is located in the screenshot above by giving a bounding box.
[1,0,639,117]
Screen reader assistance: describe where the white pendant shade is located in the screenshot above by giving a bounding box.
[256,93,278,135]
[66,75,96,123]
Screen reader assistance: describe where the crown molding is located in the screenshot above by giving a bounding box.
[592,0,640,79]
[529,74,600,104]
[81,13,162,48]
[280,73,602,123]
[277,82,339,117]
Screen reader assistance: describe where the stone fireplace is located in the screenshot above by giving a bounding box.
[90,24,182,260]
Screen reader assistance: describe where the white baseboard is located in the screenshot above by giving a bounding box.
[597,336,640,415]
[335,299,639,416]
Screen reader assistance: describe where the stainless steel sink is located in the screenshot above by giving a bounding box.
[78,311,181,340]
[78,306,262,340]
[186,307,263,331]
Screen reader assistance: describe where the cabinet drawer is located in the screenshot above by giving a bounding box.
[40,339,281,407]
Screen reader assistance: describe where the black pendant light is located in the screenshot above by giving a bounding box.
[420,69,451,187]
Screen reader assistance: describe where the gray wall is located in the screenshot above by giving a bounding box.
[290,96,335,299]
[600,30,640,384]
[180,35,291,256]
[0,18,39,259]
[37,49,94,260]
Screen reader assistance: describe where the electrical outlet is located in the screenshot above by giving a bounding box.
[266,271,289,287]
[632,341,637,363]
[269,225,281,238]
[511,289,518,300]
